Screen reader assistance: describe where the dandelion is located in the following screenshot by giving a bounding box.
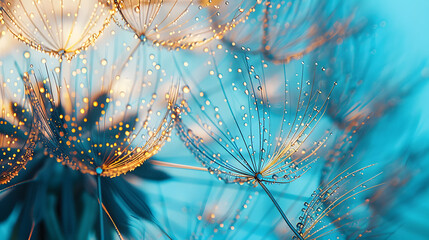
[292,165,381,239]
[21,53,179,239]
[113,0,258,49]
[314,33,426,181]
[0,95,171,239]
[220,0,353,63]
[148,148,382,240]
[176,47,335,239]
[319,99,429,239]
[0,0,114,60]
[321,32,426,132]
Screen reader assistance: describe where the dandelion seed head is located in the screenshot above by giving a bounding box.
[114,0,257,49]
[176,49,335,185]
[0,0,114,60]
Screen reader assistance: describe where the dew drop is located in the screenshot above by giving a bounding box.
[182,85,190,93]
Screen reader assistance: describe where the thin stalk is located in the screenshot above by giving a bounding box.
[97,175,105,240]
[58,56,63,88]
[258,180,304,240]
[150,160,208,172]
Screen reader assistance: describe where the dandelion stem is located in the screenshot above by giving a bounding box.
[97,174,105,240]
[58,56,63,88]
[150,160,208,171]
[258,180,304,240]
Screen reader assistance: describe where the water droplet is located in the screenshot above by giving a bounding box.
[182,85,190,93]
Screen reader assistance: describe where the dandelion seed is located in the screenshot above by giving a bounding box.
[220,0,354,64]
[176,49,335,239]
[16,52,181,239]
[0,0,114,60]
[295,165,381,239]
[23,56,180,178]
[114,0,257,49]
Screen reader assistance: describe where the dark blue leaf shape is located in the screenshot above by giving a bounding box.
[15,167,49,240]
[0,118,26,140]
[101,184,132,237]
[0,185,22,222]
[101,177,156,237]
[130,161,171,181]
[76,192,97,240]
[78,92,109,131]
[98,113,138,142]
[10,102,33,130]
[104,177,154,220]
[0,147,20,171]
[61,169,77,240]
